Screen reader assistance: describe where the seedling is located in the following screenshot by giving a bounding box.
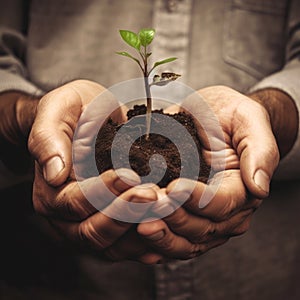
[116,28,180,139]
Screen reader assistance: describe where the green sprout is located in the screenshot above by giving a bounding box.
[116,28,180,139]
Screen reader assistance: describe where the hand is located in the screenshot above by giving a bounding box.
[137,85,281,260]
[184,85,280,198]
[29,80,164,263]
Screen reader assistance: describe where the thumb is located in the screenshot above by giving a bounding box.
[28,83,89,186]
[28,104,75,186]
[238,111,279,198]
[29,132,72,186]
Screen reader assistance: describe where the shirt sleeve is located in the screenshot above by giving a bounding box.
[249,0,300,180]
[0,0,44,96]
[0,1,43,188]
[0,26,44,96]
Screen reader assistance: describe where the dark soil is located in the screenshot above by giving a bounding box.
[95,104,210,188]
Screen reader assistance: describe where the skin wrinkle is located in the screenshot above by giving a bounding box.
[28,128,63,162]
[56,183,96,221]
[78,220,110,249]
[164,208,215,243]
[88,216,130,248]
[235,137,249,160]
[165,209,189,232]
[32,187,49,216]
[220,184,246,220]
[231,115,251,156]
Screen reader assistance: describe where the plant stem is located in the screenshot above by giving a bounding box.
[144,76,152,139]
[142,45,152,140]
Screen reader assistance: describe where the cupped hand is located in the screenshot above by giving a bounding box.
[183,85,279,198]
[137,85,279,260]
[29,79,164,263]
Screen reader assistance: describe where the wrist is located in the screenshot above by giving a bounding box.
[0,92,40,144]
[248,88,298,158]
[0,92,40,174]
[16,93,40,139]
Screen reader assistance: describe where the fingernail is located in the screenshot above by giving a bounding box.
[146,230,165,241]
[254,169,270,194]
[113,168,141,191]
[43,156,64,182]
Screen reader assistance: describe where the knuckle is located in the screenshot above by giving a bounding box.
[28,129,53,158]
[214,203,234,222]
[166,209,189,231]
[201,227,217,242]
[192,224,216,244]
[130,186,158,202]
[232,220,251,236]
[153,235,174,252]
[55,184,94,221]
[78,221,108,250]
[188,243,206,259]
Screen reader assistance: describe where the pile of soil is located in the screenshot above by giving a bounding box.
[95,104,210,188]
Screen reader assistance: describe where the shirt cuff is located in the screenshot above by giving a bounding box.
[249,61,300,180]
[0,70,44,96]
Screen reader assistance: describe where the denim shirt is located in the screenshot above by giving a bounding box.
[1,1,300,299]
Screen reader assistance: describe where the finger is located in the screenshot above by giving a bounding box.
[163,207,215,242]
[137,252,165,265]
[138,219,229,260]
[229,214,253,236]
[162,206,254,244]
[103,228,164,264]
[233,100,279,198]
[51,185,158,251]
[166,170,247,221]
[33,168,140,221]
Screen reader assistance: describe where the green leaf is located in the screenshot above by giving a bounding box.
[139,28,155,47]
[153,57,177,68]
[119,30,140,50]
[116,51,139,62]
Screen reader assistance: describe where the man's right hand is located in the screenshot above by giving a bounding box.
[28,80,163,263]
